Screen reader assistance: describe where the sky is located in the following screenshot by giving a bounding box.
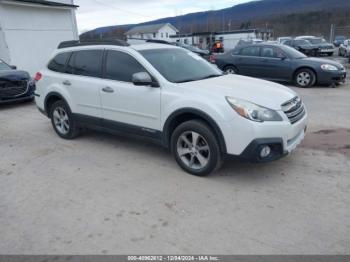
[74,0,252,33]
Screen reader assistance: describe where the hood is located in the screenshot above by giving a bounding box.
[0,70,30,81]
[299,44,318,49]
[301,57,344,69]
[180,75,297,110]
[318,43,334,48]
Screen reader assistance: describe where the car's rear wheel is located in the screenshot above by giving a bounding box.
[50,100,80,139]
[327,52,333,56]
[294,69,316,88]
[171,120,222,176]
[224,65,238,74]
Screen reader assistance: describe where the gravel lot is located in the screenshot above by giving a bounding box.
[1,59,350,255]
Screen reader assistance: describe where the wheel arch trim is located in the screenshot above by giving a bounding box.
[162,108,227,154]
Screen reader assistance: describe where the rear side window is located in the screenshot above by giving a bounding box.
[66,50,103,78]
[240,46,260,57]
[48,52,71,73]
[105,50,146,82]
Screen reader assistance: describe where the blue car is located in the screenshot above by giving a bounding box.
[0,59,35,104]
[214,44,347,88]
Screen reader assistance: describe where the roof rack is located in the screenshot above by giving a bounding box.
[58,39,130,49]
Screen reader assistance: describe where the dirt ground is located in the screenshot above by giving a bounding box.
[0,58,349,255]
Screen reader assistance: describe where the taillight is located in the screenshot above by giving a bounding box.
[34,72,42,81]
[209,55,216,64]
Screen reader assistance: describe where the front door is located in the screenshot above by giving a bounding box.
[258,46,291,80]
[100,50,161,133]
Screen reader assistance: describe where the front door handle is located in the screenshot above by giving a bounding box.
[63,80,71,86]
[102,86,114,93]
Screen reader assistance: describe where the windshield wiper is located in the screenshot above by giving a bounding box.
[176,74,223,83]
[176,78,197,83]
[201,74,223,80]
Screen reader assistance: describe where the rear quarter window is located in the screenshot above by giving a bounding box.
[66,50,103,78]
[48,52,71,73]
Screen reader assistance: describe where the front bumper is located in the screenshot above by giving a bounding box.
[220,111,308,162]
[0,94,34,104]
[318,70,347,85]
[318,48,335,54]
[0,82,35,104]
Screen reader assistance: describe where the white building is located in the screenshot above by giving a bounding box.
[0,0,78,75]
[125,23,178,41]
[171,29,273,51]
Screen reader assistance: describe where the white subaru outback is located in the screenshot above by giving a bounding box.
[34,40,307,176]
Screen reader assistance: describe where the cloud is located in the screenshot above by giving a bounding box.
[74,0,250,32]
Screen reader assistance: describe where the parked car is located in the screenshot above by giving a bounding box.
[339,39,350,57]
[282,39,320,56]
[213,44,346,88]
[34,40,307,176]
[334,36,347,47]
[175,43,210,58]
[0,59,35,104]
[277,37,293,44]
[296,36,335,56]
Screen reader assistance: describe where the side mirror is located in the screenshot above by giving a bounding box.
[132,72,158,87]
[10,65,17,70]
[280,56,287,60]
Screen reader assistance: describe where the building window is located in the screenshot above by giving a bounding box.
[166,33,169,38]
[161,33,163,38]
[141,34,144,39]
[153,33,156,38]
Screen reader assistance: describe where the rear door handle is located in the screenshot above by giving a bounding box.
[102,86,114,93]
[62,80,71,86]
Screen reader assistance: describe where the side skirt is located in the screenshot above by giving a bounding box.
[72,113,164,144]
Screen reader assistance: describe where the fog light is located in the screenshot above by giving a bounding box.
[260,146,271,158]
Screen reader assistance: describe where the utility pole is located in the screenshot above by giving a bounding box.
[330,24,335,43]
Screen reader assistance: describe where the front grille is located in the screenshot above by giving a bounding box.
[281,97,306,124]
[0,80,28,98]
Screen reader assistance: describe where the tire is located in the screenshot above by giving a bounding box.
[294,68,316,88]
[327,52,333,57]
[224,65,238,74]
[49,100,80,139]
[171,120,222,176]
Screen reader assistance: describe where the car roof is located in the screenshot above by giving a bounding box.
[131,43,179,51]
[55,43,179,53]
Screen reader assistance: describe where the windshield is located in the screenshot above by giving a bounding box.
[140,48,222,83]
[280,45,307,59]
[295,40,311,46]
[0,60,11,70]
[307,38,326,44]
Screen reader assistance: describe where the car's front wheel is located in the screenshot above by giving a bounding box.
[294,68,316,88]
[50,100,80,139]
[171,120,222,176]
[224,65,238,74]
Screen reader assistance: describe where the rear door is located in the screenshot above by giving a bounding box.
[234,46,263,77]
[64,49,104,119]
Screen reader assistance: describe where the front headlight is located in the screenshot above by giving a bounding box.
[321,64,338,71]
[226,97,283,122]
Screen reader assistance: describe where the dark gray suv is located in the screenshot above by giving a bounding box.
[213,44,346,87]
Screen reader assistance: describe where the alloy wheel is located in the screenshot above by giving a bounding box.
[53,107,70,135]
[176,131,210,170]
